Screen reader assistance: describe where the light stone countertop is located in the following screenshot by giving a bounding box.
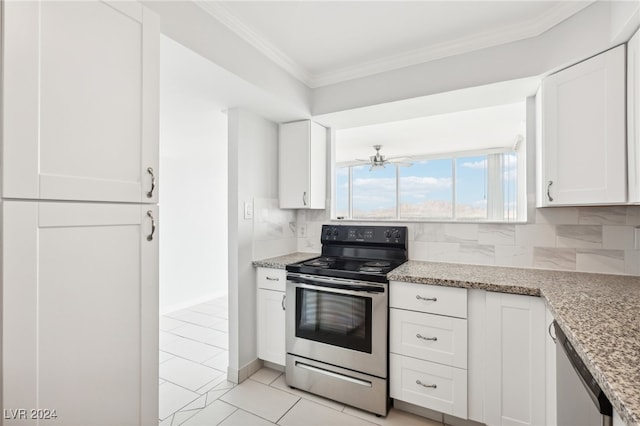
[388,261,640,426]
[251,252,319,269]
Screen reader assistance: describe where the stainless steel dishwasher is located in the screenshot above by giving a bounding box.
[552,321,612,426]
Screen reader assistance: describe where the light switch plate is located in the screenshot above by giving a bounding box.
[244,202,253,220]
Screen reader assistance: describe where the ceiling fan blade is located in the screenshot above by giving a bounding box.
[387,156,411,162]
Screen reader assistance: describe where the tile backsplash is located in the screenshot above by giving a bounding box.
[252,197,297,261]
[295,205,640,276]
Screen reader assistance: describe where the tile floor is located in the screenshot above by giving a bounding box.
[159,296,442,426]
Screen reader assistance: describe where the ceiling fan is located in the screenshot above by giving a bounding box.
[355,145,413,171]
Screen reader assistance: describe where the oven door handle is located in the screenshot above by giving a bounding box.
[287,276,385,293]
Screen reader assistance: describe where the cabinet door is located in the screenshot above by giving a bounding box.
[279,121,326,209]
[2,1,159,203]
[541,45,626,206]
[484,293,546,426]
[2,201,159,426]
[257,289,286,365]
[629,29,640,203]
[279,121,311,209]
[545,308,557,426]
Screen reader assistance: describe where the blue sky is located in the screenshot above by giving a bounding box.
[335,154,517,217]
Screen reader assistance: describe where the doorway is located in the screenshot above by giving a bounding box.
[157,35,230,423]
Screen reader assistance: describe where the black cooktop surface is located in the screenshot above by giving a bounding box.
[286,256,406,283]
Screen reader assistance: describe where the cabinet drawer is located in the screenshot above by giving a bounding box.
[257,268,286,291]
[390,308,467,369]
[390,353,467,419]
[390,281,467,318]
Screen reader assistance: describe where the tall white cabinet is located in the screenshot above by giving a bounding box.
[538,45,626,206]
[1,2,160,425]
[3,202,159,426]
[2,1,159,203]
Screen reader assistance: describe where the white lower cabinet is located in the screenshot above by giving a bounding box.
[390,353,467,417]
[389,282,468,419]
[483,291,547,426]
[545,308,557,426]
[256,268,286,365]
[2,201,158,426]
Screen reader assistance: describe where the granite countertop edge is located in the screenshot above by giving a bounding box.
[251,252,319,269]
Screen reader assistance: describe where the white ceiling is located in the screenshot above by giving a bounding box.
[335,101,526,163]
[198,0,593,88]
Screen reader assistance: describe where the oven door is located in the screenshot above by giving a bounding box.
[286,273,388,378]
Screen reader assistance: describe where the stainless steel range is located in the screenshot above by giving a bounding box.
[285,225,408,416]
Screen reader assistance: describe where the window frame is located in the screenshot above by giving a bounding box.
[333,144,526,223]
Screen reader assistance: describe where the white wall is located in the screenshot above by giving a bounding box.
[159,36,229,314]
[311,1,621,116]
[227,108,296,382]
[143,0,311,122]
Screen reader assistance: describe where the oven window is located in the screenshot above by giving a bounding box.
[295,288,372,353]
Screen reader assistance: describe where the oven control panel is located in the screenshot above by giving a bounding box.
[322,225,407,244]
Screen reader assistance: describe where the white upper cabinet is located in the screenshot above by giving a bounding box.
[2,1,160,203]
[539,45,626,206]
[279,120,327,209]
[628,28,640,204]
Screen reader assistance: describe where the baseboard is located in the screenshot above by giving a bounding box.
[393,400,444,423]
[263,360,284,373]
[393,400,486,426]
[227,358,263,384]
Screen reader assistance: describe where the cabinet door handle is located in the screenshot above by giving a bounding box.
[416,295,437,302]
[266,277,280,281]
[281,295,286,311]
[547,180,554,202]
[416,380,437,389]
[416,334,437,342]
[548,322,557,344]
[302,191,307,206]
[146,167,156,198]
[146,210,156,241]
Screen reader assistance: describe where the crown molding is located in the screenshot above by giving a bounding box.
[194,0,315,86]
[196,1,594,89]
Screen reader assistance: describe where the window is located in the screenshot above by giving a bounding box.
[333,101,526,222]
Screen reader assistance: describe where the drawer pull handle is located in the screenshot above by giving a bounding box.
[146,167,156,198]
[416,295,437,302]
[416,380,437,389]
[416,334,437,342]
[266,277,280,281]
[146,210,156,241]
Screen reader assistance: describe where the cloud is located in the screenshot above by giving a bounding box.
[352,177,396,209]
[461,159,487,169]
[400,176,452,192]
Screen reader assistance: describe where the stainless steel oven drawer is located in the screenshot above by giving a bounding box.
[285,354,389,416]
